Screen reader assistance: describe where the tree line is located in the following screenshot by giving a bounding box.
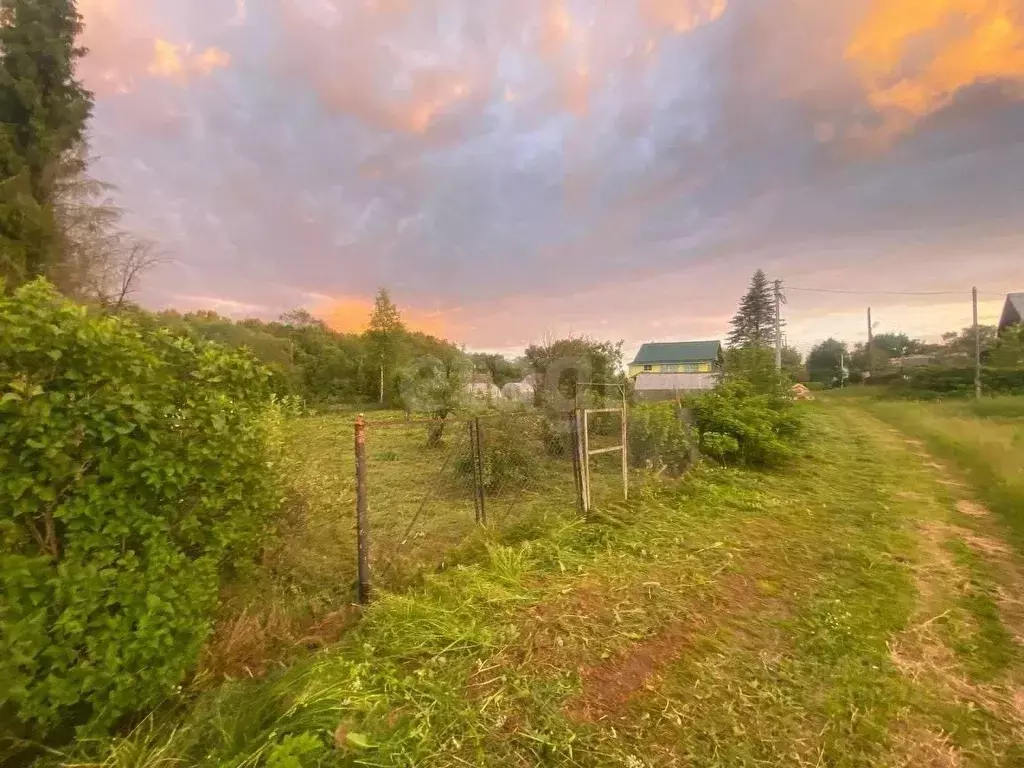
[806,325,1024,386]
[725,271,1024,386]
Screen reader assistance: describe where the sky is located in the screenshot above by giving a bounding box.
[77,0,1024,357]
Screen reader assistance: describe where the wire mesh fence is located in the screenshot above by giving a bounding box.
[362,417,478,590]
[343,397,700,599]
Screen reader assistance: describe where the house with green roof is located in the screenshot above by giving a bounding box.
[628,341,723,377]
[628,341,723,399]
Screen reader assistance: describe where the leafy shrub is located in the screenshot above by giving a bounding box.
[628,402,696,476]
[699,432,741,462]
[539,410,574,458]
[456,416,541,493]
[896,366,1024,398]
[0,281,279,737]
[692,379,801,467]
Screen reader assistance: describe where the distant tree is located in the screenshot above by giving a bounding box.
[939,325,998,362]
[781,346,805,381]
[399,351,471,446]
[524,336,623,409]
[807,338,849,385]
[470,353,524,389]
[0,0,94,285]
[723,346,777,392]
[365,288,405,404]
[279,308,326,330]
[728,270,778,349]
[988,326,1024,367]
[871,332,924,359]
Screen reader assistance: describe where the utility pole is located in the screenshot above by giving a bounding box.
[867,307,874,376]
[973,287,982,399]
[773,279,783,372]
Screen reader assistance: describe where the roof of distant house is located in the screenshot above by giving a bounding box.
[999,293,1024,330]
[631,341,722,365]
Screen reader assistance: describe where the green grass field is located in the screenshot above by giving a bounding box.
[50,399,1024,767]
[865,396,1024,554]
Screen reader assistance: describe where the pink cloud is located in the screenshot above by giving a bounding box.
[77,0,232,97]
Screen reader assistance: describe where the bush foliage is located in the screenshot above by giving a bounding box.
[895,366,1024,398]
[456,415,541,493]
[692,379,802,467]
[0,281,280,736]
[628,402,695,476]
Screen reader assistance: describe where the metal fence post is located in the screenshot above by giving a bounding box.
[355,414,371,604]
[473,416,487,526]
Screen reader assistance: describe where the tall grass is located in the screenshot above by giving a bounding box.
[868,398,1024,553]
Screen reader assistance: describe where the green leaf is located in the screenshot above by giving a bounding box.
[346,732,373,749]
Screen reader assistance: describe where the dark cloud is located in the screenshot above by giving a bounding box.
[80,0,1024,348]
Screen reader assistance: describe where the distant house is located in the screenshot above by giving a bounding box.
[501,373,536,404]
[998,293,1023,335]
[467,373,501,400]
[629,341,723,400]
[896,354,936,369]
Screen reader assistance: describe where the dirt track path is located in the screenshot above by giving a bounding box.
[849,407,1024,764]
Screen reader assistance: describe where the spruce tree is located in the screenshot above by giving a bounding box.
[0,0,93,285]
[728,270,777,348]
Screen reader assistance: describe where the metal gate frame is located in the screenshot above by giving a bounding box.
[574,405,628,514]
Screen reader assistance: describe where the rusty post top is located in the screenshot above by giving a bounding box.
[355,413,366,427]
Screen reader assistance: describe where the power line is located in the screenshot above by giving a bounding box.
[786,286,1007,297]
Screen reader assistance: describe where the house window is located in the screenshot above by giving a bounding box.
[643,365,653,372]
[662,364,679,373]
[682,363,699,373]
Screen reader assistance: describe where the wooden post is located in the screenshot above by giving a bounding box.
[354,414,370,604]
[867,307,874,376]
[581,409,591,514]
[973,287,982,399]
[473,417,487,525]
[570,411,584,515]
[774,279,783,372]
[620,391,629,502]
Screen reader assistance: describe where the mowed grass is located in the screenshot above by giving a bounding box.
[199,409,596,681]
[54,404,1024,767]
[866,396,1024,554]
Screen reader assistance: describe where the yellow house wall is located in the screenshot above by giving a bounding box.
[629,362,714,377]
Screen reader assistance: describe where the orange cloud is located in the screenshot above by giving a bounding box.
[847,0,1024,133]
[148,40,232,81]
[277,0,480,136]
[78,0,232,96]
[314,296,450,337]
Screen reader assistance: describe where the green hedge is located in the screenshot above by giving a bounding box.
[896,366,1024,398]
[0,281,280,737]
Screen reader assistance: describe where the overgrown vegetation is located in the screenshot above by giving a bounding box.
[628,401,695,475]
[0,281,280,741]
[692,379,802,467]
[37,402,1024,767]
[891,366,1024,398]
[455,415,542,494]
